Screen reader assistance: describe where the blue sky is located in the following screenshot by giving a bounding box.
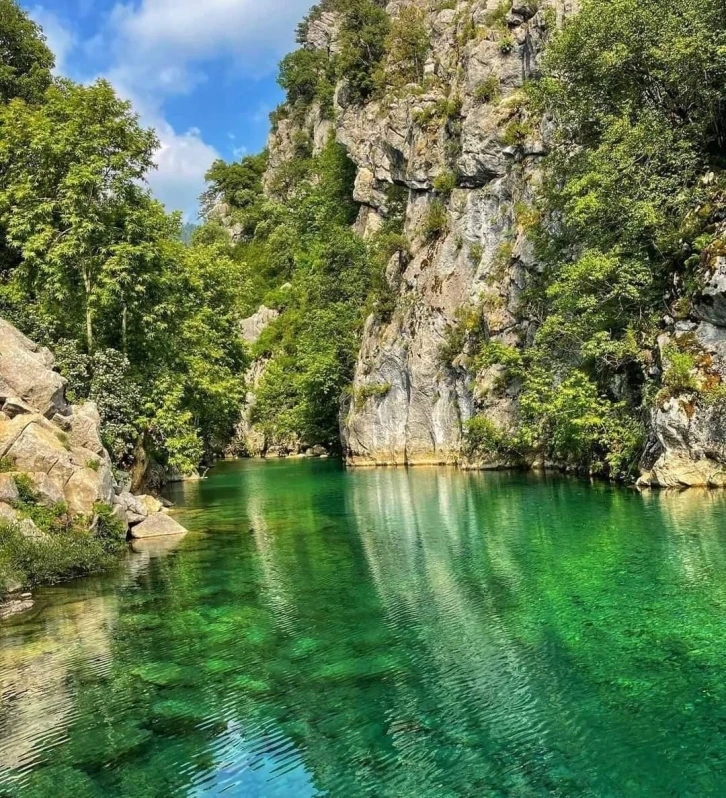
[23,0,315,219]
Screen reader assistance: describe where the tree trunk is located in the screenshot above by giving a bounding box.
[122,303,128,353]
[82,264,94,353]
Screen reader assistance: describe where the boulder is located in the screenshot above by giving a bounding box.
[28,473,65,508]
[117,491,148,526]
[0,474,19,505]
[0,318,68,418]
[139,495,163,515]
[67,403,107,456]
[3,397,35,418]
[18,517,44,539]
[129,513,187,540]
[64,465,115,517]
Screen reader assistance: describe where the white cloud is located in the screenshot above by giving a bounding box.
[112,0,312,72]
[31,0,313,217]
[148,122,219,221]
[30,6,76,73]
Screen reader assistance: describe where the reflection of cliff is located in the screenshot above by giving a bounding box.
[0,589,118,779]
[347,469,594,794]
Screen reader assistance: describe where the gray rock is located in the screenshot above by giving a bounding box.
[0,318,68,417]
[0,474,19,505]
[18,517,44,539]
[129,513,187,540]
[0,502,18,524]
[695,257,726,326]
[240,306,279,345]
[117,491,149,526]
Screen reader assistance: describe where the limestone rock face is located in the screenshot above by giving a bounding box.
[638,251,726,487]
[333,1,563,465]
[240,306,279,345]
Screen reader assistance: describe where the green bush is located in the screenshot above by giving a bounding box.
[421,200,449,242]
[433,171,458,195]
[0,521,122,589]
[463,417,510,460]
[499,34,515,54]
[473,76,501,104]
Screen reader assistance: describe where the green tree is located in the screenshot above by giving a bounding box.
[0,0,54,104]
[0,79,158,353]
[506,0,726,476]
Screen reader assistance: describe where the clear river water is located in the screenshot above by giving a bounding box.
[2,459,726,797]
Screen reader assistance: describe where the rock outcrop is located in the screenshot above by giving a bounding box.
[639,248,726,487]
[0,319,186,603]
[246,0,726,486]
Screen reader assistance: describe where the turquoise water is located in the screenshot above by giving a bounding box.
[2,460,726,796]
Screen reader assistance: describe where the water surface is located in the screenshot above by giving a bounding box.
[2,460,726,797]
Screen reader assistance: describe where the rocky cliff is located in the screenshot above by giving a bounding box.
[247,0,573,465]
[0,318,186,605]
[241,0,726,487]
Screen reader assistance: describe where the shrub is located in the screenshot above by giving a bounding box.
[502,119,533,147]
[0,457,14,473]
[335,0,391,103]
[473,76,501,104]
[500,34,515,54]
[421,200,449,242]
[463,416,510,460]
[352,382,392,408]
[439,306,487,367]
[0,521,122,588]
[433,171,458,195]
[378,5,430,90]
[13,473,36,504]
[661,346,699,396]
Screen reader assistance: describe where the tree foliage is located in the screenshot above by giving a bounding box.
[0,2,248,476]
[0,0,53,104]
[475,0,726,478]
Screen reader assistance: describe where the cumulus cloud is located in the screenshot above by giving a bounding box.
[30,0,312,217]
[148,123,220,221]
[112,0,312,71]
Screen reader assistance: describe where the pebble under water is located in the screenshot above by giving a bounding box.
[2,460,726,796]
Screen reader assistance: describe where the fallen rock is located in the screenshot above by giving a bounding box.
[18,517,44,539]
[110,501,130,535]
[117,491,149,526]
[0,318,68,417]
[67,402,107,456]
[0,502,18,524]
[129,513,187,540]
[3,397,35,418]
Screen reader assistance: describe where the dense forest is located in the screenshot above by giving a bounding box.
[1,0,725,484]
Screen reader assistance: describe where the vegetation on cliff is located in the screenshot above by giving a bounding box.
[466,0,726,478]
